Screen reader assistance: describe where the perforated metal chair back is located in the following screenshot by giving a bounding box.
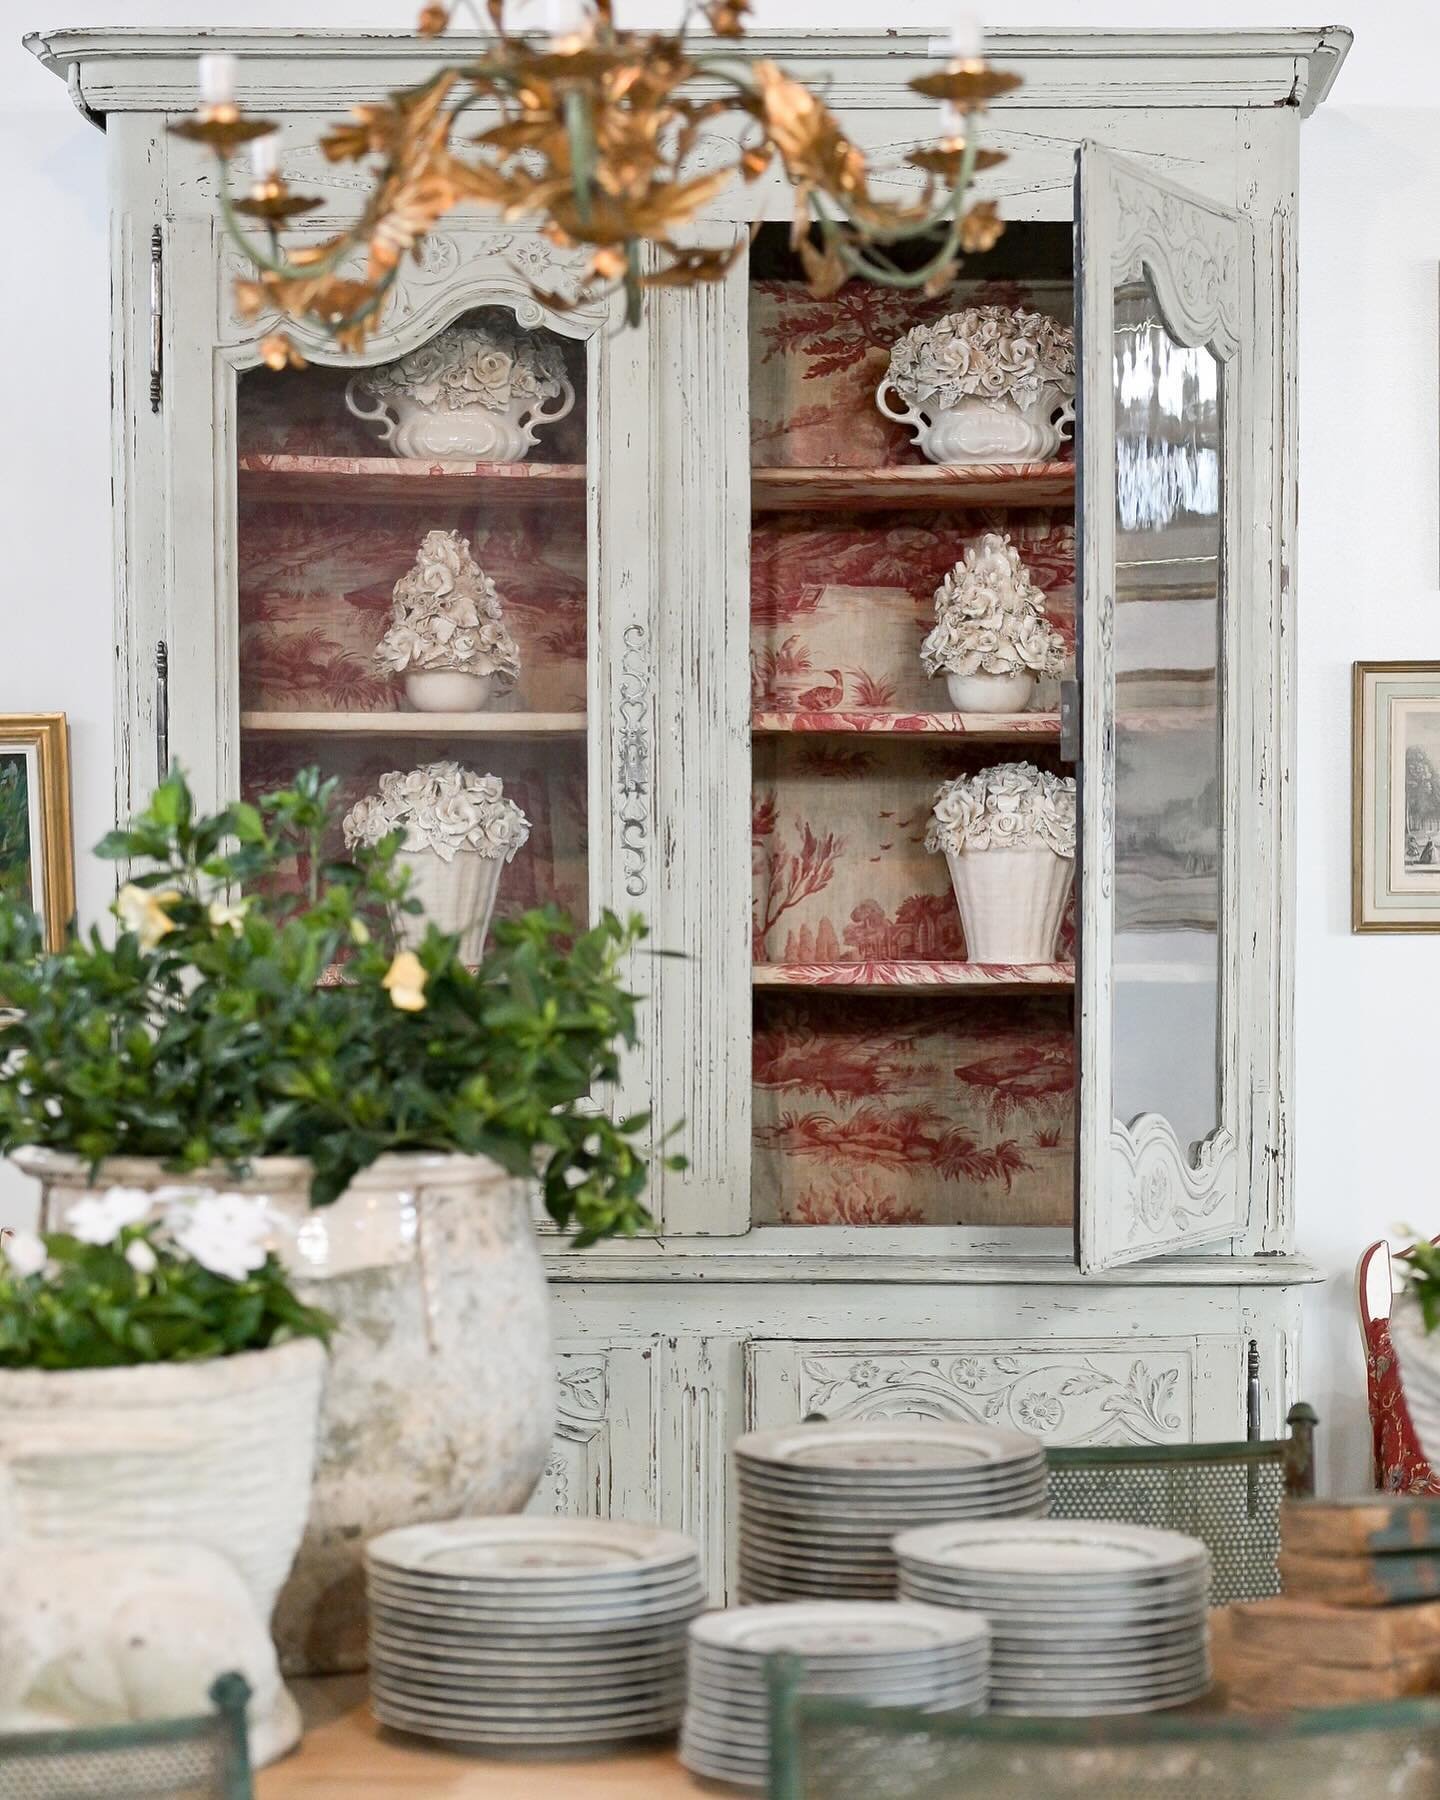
[0,1674,252,1800]
[1043,1402,1317,1605]
[765,1661,1440,1800]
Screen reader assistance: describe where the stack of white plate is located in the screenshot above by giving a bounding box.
[364,1517,705,1752]
[680,1602,991,1790]
[895,1519,1212,1716]
[734,1420,1048,1602]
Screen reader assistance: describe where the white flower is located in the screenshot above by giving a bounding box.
[383,950,428,1013]
[168,1193,271,1284]
[357,322,566,416]
[343,763,531,867]
[115,884,181,951]
[921,533,1066,682]
[927,762,1077,859]
[3,1228,48,1278]
[66,1186,154,1246]
[375,532,520,685]
[125,1238,158,1275]
[208,897,249,933]
[887,307,1074,412]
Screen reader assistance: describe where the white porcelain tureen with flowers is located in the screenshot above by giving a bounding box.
[921,531,1068,713]
[926,761,1076,963]
[343,761,531,964]
[345,319,575,462]
[375,529,521,713]
[878,306,1075,465]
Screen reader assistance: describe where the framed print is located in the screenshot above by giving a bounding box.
[0,714,74,949]
[1353,663,1440,932]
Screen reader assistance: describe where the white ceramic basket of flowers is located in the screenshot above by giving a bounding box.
[343,762,530,964]
[926,761,1076,963]
[878,306,1075,465]
[345,319,574,462]
[921,531,1067,713]
[374,529,521,713]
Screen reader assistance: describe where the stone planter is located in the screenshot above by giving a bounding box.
[1386,1294,1440,1469]
[944,845,1073,964]
[0,1334,324,1766]
[15,1149,556,1676]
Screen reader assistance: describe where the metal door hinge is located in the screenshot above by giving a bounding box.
[1059,678,1080,764]
[155,640,170,782]
[149,225,163,413]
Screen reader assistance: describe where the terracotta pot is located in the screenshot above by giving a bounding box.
[944,846,1073,964]
[0,1335,324,1766]
[14,1149,556,1676]
[945,671,1037,714]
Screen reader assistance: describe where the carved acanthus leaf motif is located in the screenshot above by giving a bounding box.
[797,1349,1190,1446]
[1109,166,1241,358]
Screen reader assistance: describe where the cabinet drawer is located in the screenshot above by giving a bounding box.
[747,1338,1245,1447]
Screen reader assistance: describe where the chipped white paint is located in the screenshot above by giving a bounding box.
[32,27,1341,1592]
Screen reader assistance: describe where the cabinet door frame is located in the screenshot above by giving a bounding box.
[1074,144,1253,1274]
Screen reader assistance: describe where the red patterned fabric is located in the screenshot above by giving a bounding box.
[1359,1241,1440,1496]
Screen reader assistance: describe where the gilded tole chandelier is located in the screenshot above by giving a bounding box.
[171,1,1019,363]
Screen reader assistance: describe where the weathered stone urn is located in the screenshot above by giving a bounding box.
[15,1147,557,1675]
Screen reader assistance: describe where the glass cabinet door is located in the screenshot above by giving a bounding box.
[1073,146,1246,1273]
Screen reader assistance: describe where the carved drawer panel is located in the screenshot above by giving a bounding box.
[525,1343,658,1522]
[748,1338,1246,1448]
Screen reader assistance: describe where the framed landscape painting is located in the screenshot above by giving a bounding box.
[0,715,74,949]
[1353,663,1440,932]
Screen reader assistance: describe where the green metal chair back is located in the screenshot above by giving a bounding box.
[0,1674,253,1800]
[1044,1402,1317,1605]
[765,1658,1440,1800]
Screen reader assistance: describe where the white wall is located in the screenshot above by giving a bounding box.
[4,2,1434,1492]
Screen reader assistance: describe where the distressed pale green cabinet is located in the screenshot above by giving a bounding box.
[31,25,1349,1595]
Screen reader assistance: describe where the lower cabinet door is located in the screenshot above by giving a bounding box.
[747,1337,1247,1446]
[525,1340,660,1521]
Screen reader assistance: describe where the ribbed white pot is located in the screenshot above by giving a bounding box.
[1387,1296,1440,1468]
[944,845,1074,963]
[403,670,496,713]
[0,1335,324,1766]
[945,671,1037,714]
[13,1149,555,1678]
[396,844,504,964]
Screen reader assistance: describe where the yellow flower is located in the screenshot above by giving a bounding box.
[350,916,371,946]
[382,950,427,1012]
[115,884,181,951]
[207,897,249,933]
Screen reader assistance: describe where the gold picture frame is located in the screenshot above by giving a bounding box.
[0,714,74,950]
[1353,662,1440,932]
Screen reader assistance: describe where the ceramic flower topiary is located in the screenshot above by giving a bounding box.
[920,532,1067,712]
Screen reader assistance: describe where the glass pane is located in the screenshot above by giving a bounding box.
[1109,276,1222,1153]
[234,306,589,955]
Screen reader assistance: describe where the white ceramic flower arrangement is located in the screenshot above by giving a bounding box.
[343,761,531,964]
[926,761,1076,963]
[920,531,1067,714]
[374,529,522,714]
[877,306,1076,465]
[345,319,575,461]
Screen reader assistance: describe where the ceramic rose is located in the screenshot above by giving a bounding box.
[345,320,575,461]
[878,307,1075,465]
[375,529,521,713]
[921,532,1067,714]
[343,761,531,963]
[927,762,1076,963]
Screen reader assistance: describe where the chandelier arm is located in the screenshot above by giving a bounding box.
[564,87,598,229]
[215,177,369,286]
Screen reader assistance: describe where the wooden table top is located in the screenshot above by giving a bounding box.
[258,1679,701,1798]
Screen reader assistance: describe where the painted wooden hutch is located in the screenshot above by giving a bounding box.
[30,24,1350,1594]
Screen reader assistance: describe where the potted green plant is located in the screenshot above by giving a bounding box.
[0,767,678,1673]
[0,1189,330,1763]
[1386,1236,1440,1469]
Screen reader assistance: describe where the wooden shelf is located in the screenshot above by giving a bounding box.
[237,454,586,507]
[751,463,1074,513]
[753,961,1075,994]
[753,710,1060,739]
[241,710,586,738]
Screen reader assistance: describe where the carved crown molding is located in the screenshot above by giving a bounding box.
[1109,164,1242,359]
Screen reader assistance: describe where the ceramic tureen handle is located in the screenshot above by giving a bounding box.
[519,372,577,450]
[344,377,398,447]
[874,378,928,448]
